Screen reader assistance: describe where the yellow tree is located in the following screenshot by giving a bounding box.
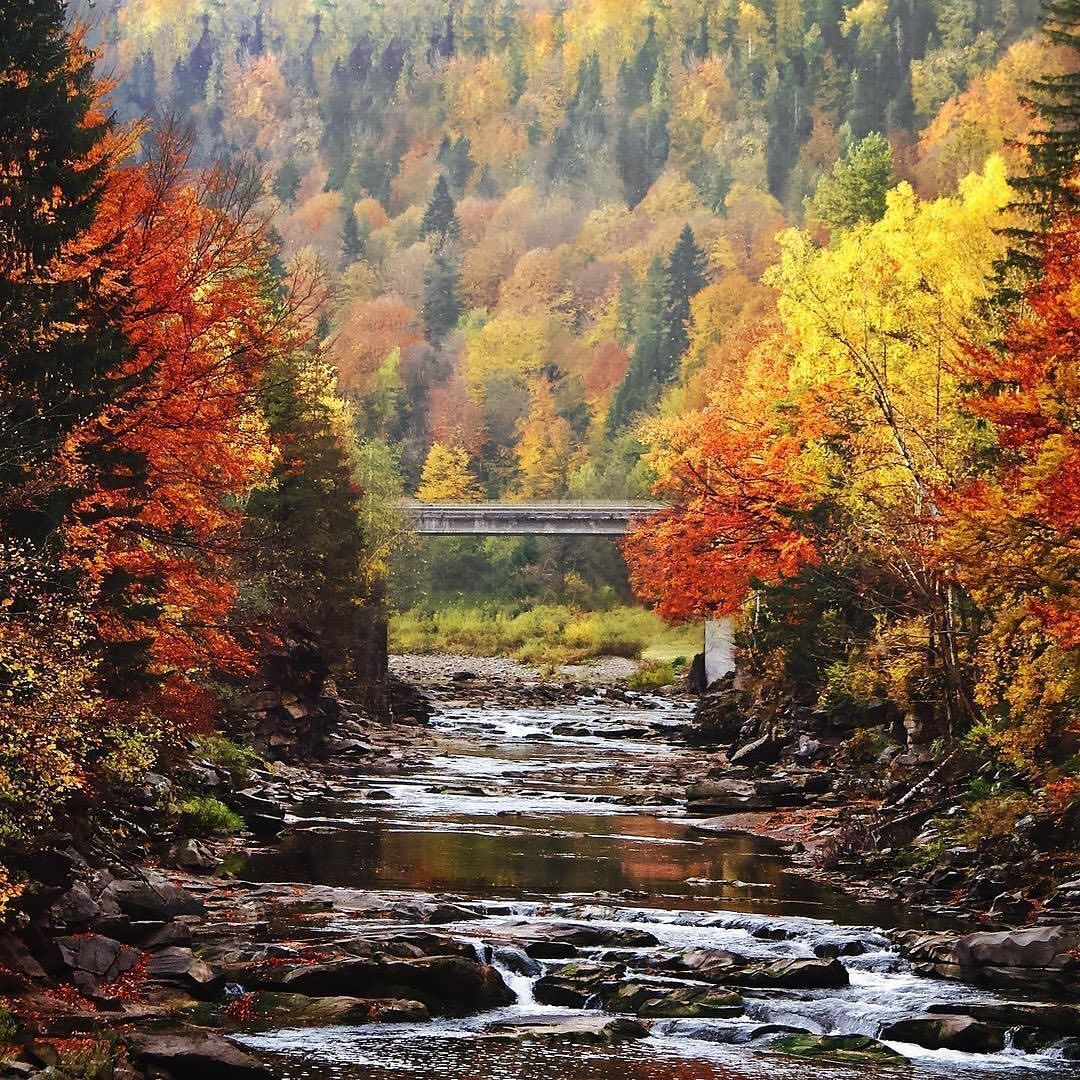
[417,443,482,502]
[514,379,572,499]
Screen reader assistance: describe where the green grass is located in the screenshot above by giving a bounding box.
[390,603,702,666]
[176,796,244,837]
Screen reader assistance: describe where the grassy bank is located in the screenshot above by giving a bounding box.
[390,604,702,667]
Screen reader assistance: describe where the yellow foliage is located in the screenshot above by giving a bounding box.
[417,443,482,502]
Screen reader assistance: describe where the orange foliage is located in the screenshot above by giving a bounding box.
[584,340,630,402]
[332,294,422,395]
[60,130,316,677]
[428,373,486,455]
[624,352,827,622]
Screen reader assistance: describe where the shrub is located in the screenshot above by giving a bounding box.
[628,660,677,690]
[0,1001,18,1042]
[962,793,1029,846]
[194,734,259,779]
[177,796,243,837]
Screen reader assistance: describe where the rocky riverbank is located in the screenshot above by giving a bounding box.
[3,662,1080,1078]
[683,677,1080,932]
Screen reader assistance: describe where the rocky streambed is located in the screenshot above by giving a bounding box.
[5,673,1080,1078]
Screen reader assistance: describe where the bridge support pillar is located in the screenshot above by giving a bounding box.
[704,618,735,687]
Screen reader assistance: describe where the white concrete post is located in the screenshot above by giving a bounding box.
[704,617,735,686]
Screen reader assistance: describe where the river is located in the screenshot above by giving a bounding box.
[230,691,1076,1078]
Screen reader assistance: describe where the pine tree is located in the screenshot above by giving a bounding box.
[341,209,364,266]
[607,257,668,433]
[422,250,462,345]
[809,132,895,232]
[663,226,708,379]
[274,157,302,204]
[1006,0,1080,270]
[420,174,461,241]
[0,0,119,510]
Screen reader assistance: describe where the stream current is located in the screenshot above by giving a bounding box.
[234,693,1077,1078]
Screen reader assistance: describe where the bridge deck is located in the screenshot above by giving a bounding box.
[404,500,665,536]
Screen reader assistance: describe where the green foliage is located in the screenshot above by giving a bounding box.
[176,796,244,837]
[422,251,462,345]
[0,1001,19,1042]
[245,352,373,675]
[628,659,679,689]
[419,175,460,242]
[193,734,259,779]
[809,132,895,233]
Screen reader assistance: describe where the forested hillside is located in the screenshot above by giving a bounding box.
[76,0,1060,601]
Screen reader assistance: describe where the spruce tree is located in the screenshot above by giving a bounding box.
[422,251,462,345]
[274,157,302,204]
[1005,0,1080,276]
[663,226,708,380]
[420,174,461,241]
[607,257,668,434]
[341,209,364,266]
[247,352,369,674]
[0,0,119,507]
[549,53,606,183]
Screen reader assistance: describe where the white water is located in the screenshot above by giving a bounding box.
[236,695,1078,1079]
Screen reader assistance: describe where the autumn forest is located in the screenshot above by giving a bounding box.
[0,0,1079,1073]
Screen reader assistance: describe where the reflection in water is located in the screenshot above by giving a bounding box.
[235,698,1076,1079]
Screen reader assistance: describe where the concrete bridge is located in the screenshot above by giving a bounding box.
[403,498,734,687]
[404,500,667,536]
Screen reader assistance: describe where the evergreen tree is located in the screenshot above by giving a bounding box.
[809,132,895,232]
[616,106,670,207]
[341,209,364,266]
[420,174,461,241]
[617,17,661,110]
[663,226,708,378]
[274,157,302,204]
[607,257,668,433]
[247,352,370,674]
[0,0,120,513]
[1006,0,1080,270]
[549,53,606,182]
[438,134,476,192]
[423,251,462,345]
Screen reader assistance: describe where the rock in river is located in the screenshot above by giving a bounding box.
[129,1033,272,1079]
[880,1014,1006,1053]
[896,925,1080,995]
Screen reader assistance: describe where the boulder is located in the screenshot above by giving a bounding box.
[262,954,514,1015]
[48,934,140,993]
[735,957,849,990]
[146,946,218,990]
[48,882,102,929]
[729,733,785,767]
[129,1034,272,1079]
[635,987,743,1018]
[525,941,577,960]
[103,876,205,920]
[253,993,428,1025]
[172,838,221,872]
[896,925,1080,995]
[534,962,624,1008]
[486,1017,650,1045]
[773,1033,907,1065]
[924,1000,1080,1037]
[880,1014,1005,1053]
[686,779,765,813]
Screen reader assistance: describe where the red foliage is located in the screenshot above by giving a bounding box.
[59,129,317,682]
